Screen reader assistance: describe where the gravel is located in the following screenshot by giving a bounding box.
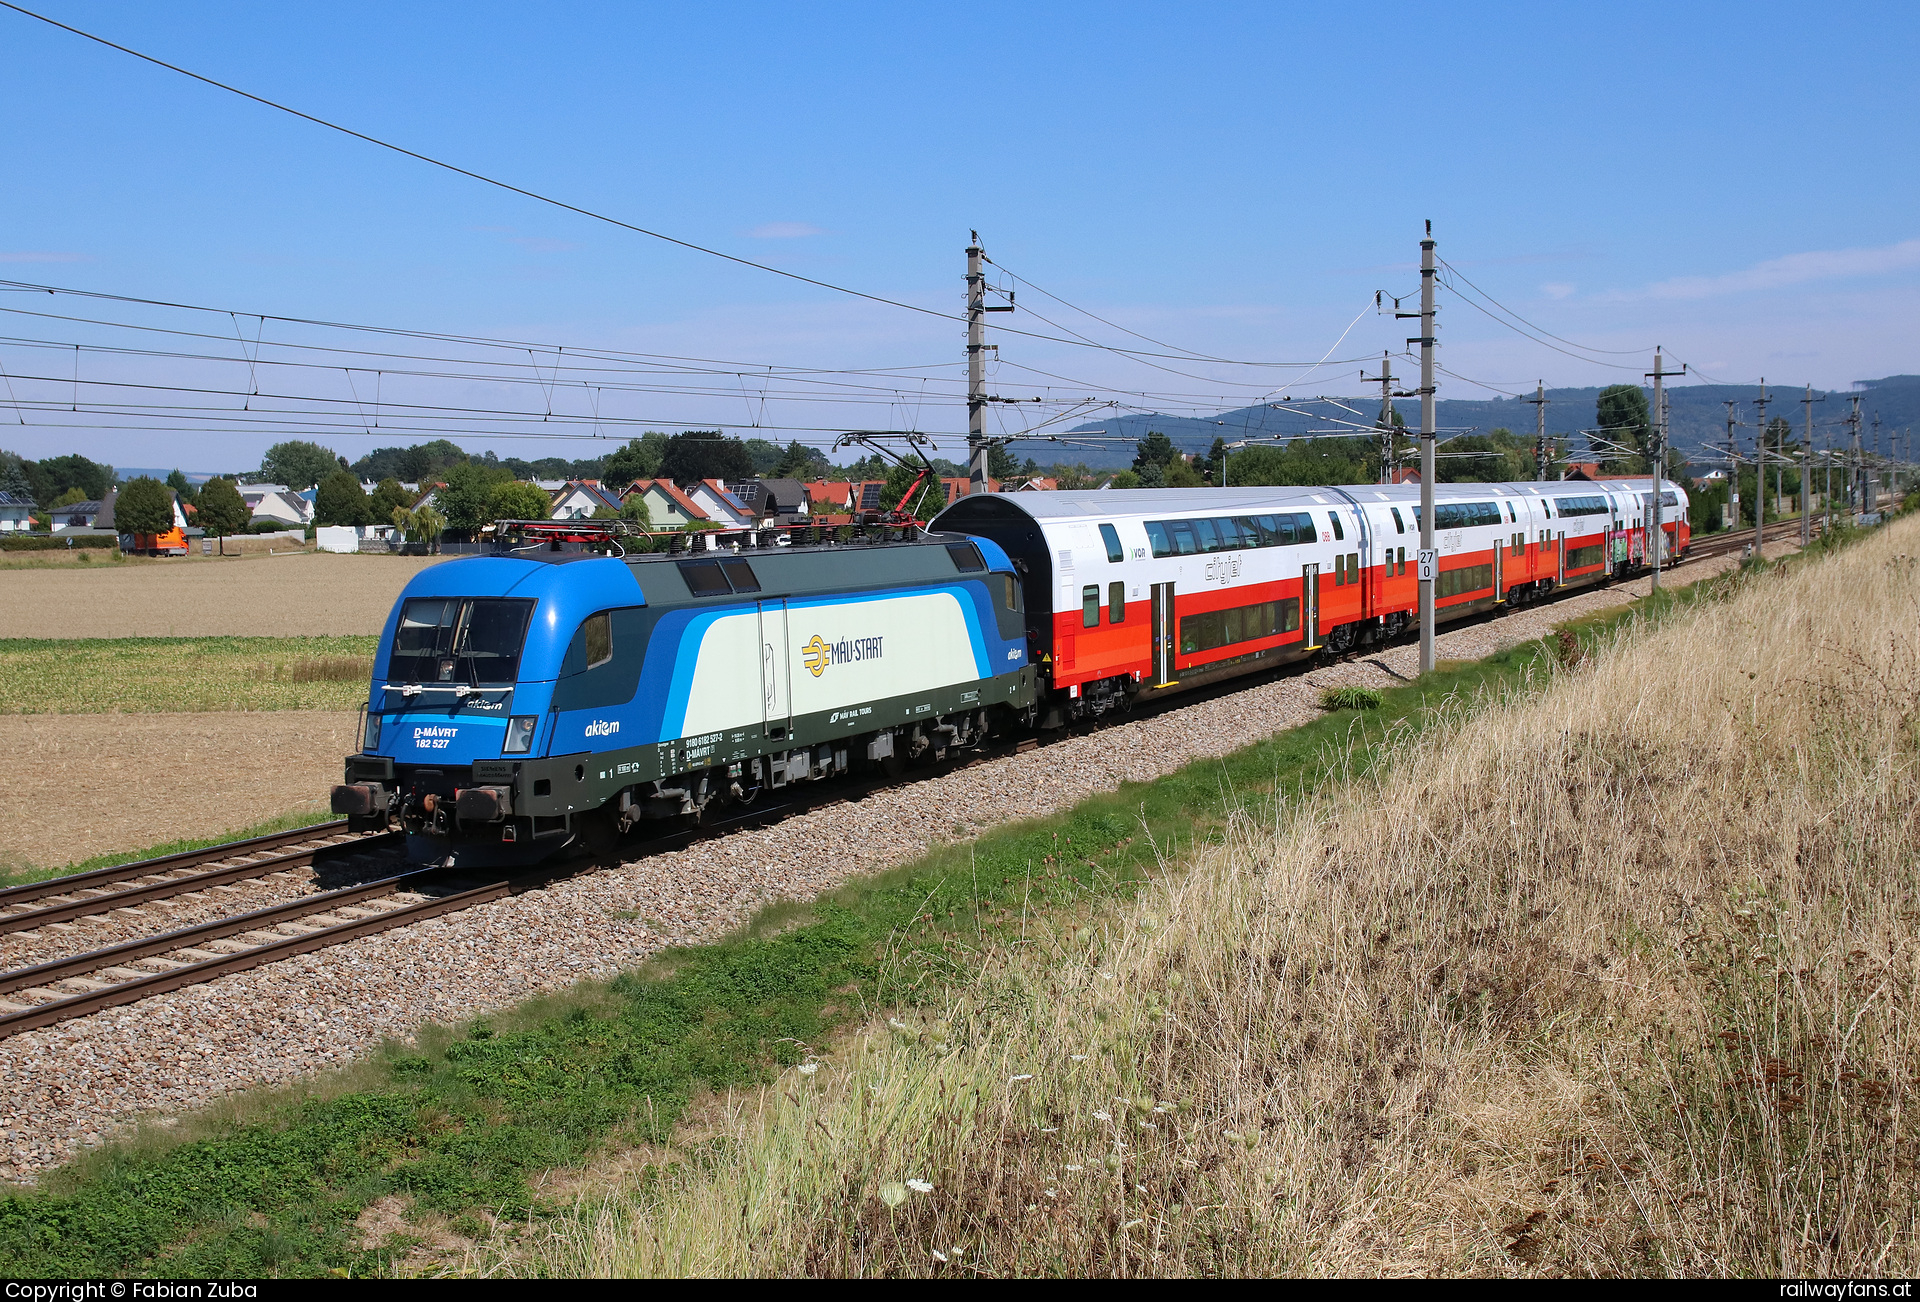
[0,544,1779,1184]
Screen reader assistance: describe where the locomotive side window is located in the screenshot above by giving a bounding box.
[583,612,612,669]
[1098,524,1123,563]
[1082,585,1101,628]
[1108,581,1125,623]
[996,573,1022,612]
[945,541,986,572]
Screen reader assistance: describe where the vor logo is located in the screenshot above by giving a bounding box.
[803,634,831,678]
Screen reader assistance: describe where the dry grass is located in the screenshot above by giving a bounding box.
[0,636,376,713]
[499,515,1920,1278]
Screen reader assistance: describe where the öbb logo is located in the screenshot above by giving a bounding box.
[584,719,620,737]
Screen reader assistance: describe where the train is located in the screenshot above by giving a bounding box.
[333,477,1688,865]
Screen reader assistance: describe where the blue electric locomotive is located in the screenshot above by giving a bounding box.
[334,533,1037,865]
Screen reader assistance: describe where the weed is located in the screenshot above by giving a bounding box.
[1317,685,1382,711]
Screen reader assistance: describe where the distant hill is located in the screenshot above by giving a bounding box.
[1056,375,1920,470]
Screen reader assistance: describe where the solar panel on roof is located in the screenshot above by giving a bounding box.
[859,484,883,510]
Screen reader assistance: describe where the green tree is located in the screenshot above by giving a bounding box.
[490,479,555,522]
[351,439,468,483]
[26,453,112,504]
[1225,436,1372,487]
[0,450,33,501]
[1164,456,1206,487]
[618,493,654,529]
[258,440,341,490]
[1107,468,1142,489]
[1199,437,1228,484]
[660,431,754,486]
[114,476,174,537]
[50,486,89,509]
[1132,430,1178,474]
[314,471,373,526]
[164,469,198,510]
[1594,386,1651,473]
[196,478,252,552]
[369,477,412,522]
[1136,460,1166,489]
[393,503,446,552]
[435,462,514,535]
[773,439,824,479]
[601,433,668,489]
[986,442,1019,481]
[880,460,946,520]
[743,438,783,475]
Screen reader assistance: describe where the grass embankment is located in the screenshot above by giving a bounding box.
[0,636,375,713]
[512,513,1920,1278]
[0,597,1632,1278]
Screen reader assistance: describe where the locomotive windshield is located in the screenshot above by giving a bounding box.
[387,597,534,686]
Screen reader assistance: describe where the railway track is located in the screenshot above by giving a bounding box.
[1,527,1812,1041]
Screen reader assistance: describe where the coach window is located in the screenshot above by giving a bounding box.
[1108,581,1125,623]
[1328,512,1345,541]
[1398,545,1407,575]
[1390,507,1405,534]
[1082,585,1101,628]
[1505,501,1517,523]
[1166,521,1200,555]
[1098,523,1123,563]
[583,612,613,670]
[1145,521,1172,558]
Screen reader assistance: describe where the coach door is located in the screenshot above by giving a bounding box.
[1149,581,1177,686]
[1494,538,1505,603]
[758,599,791,741]
[1556,531,1566,584]
[1301,564,1320,651]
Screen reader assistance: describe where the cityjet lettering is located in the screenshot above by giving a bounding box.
[584,719,620,737]
[802,633,884,678]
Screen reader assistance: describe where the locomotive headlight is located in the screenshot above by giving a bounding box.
[362,709,381,751]
[503,715,537,754]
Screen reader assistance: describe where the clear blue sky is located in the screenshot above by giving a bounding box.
[2,0,1916,471]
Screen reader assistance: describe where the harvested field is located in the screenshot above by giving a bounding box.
[0,552,444,638]
[0,637,377,714]
[0,711,355,873]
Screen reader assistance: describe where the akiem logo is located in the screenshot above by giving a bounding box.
[584,719,620,737]
[802,633,884,678]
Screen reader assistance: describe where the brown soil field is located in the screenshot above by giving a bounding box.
[0,552,446,638]
[0,711,356,871]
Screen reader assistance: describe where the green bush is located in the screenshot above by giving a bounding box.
[1319,685,1383,711]
[0,535,116,551]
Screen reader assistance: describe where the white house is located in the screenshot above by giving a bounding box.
[239,484,313,528]
[548,481,624,520]
[0,490,35,533]
[687,479,755,528]
[49,500,105,532]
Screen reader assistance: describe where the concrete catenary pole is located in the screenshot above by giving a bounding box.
[1417,225,1438,673]
[1848,395,1863,517]
[1362,351,1395,484]
[1752,380,1770,559]
[1645,349,1680,590]
[966,238,989,494]
[1528,381,1550,481]
[1800,385,1822,545]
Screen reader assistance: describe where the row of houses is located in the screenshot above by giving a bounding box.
[0,469,1072,541]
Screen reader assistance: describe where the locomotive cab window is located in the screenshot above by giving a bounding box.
[1082,585,1101,628]
[1108,581,1125,623]
[388,597,533,686]
[945,541,986,572]
[582,611,612,669]
[1098,523,1123,563]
